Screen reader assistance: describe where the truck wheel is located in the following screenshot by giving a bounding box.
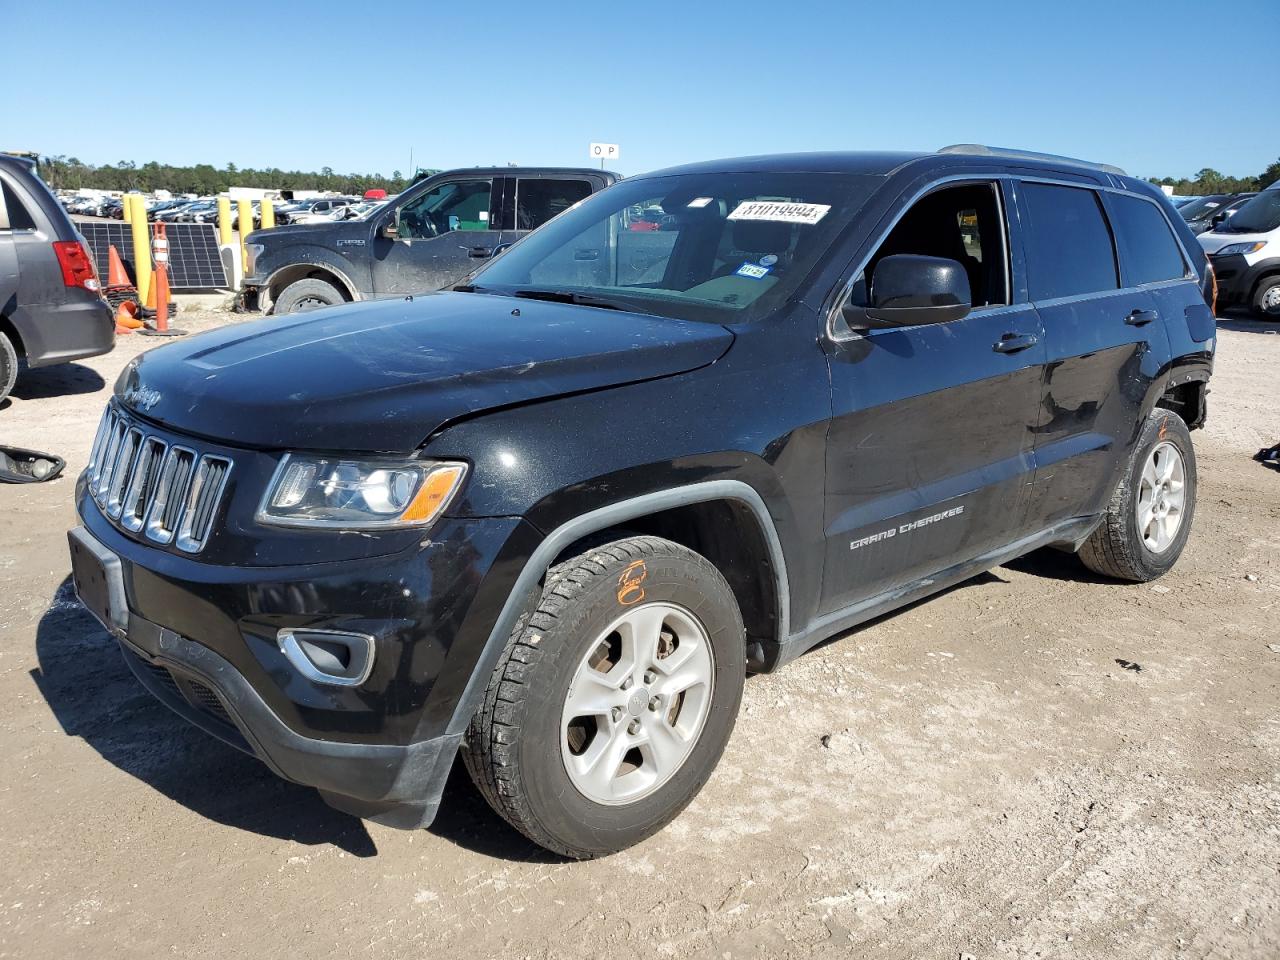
[1078,408,1197,582]
[0,331,17,404]
[274,278,345,314]
[462,535,746,858]
[1253,276,1280,319]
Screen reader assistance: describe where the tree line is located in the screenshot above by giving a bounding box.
[1148,157,1280,196]
[35,156,442,196]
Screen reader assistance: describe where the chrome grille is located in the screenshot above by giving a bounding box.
[87,406,232,553]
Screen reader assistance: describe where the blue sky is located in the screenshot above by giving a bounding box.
[5,0,1276,181]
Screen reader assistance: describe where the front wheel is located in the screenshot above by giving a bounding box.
[462,536,746,858]
[273,278,345,314]
[1077,408,1197,581]
[1253,276,1280,320]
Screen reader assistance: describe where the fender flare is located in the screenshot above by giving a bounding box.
[262,258,362,303]
[442,480,791,738]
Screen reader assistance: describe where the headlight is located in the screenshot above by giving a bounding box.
[1212,241,1267,257]
[258,455,467,529]
[244,242,265,276]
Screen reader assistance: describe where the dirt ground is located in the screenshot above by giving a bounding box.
[1,309,1277,960]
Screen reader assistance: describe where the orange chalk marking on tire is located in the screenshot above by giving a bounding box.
[617,560,648,605]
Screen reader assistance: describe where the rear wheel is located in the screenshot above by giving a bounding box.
[1253,276,1280,320]
[274,278,345,314]
[1078,408,1197,581]
[0,331,17,404]
[462,535,746,858]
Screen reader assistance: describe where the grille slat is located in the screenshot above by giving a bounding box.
[88,406,232,554]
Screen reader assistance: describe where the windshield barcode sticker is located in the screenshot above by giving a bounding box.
[728,201,830,225]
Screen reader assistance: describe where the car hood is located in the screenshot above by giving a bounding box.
[115,292,733,452]
[1198,228,1275,254]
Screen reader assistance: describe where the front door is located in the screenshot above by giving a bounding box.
[821,180,1045,615]
[370,177,500,295]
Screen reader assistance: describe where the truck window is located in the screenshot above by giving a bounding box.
[1107,194,1187,286]
[1020,183,1118,300]
[398,179,493,239]
[516,179,592,230]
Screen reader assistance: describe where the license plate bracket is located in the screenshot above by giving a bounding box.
[68,527,128,635]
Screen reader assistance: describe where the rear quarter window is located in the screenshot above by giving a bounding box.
[1019,182,1118,301]
[0,180,37,230]
[1107,194,1187,285]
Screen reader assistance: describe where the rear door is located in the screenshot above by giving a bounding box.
[1015,180,1172,530]
[497,176,595,249]
[0,181,19,314]
[370,176,500,295]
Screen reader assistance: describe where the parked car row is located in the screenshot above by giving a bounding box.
[57,191,372,232]
[1178,191,1257,235]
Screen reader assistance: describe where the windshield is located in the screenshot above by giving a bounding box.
[1218,189,1280,234]
[1178,195,1227,221]
[466,171,881,323]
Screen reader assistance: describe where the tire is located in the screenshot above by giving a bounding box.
[462,535,746,858]
[273,278,345,314]
[1077,408,1197,582]
[1252,276,1280,320]
[0,331,17,405]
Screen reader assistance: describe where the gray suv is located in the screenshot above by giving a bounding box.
[0,155,114,404]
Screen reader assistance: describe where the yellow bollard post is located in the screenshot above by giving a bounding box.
[217,197,232,247]
[236,199,253,274]
[260,198,274,230]
[128,196,152,307]
[122,194,133,224]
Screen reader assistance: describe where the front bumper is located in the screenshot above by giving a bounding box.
[1210,253,1280,307]
[71,493,539,827]
[116,613,456,827]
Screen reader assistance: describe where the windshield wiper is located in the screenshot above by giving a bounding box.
[510,289,626,311]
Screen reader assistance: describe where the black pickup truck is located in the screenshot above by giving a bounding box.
[243,167,618,313]
[71,146,1214,859]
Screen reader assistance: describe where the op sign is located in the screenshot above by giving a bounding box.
[589,142,620,162]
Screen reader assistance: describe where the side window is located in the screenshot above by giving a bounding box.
[397,179,493,239]
[1106,194,1187,285]
[849,182,1009,310]
[1,181,36,230]
[516,179,592,230]
[1019,183,1118,300]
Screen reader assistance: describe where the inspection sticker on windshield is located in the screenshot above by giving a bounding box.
[687,197,714,208]
[728,201,830,225]
[736,262,771,280]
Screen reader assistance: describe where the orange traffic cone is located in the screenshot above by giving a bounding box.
[106,244,131,290]
[115,300,143,334]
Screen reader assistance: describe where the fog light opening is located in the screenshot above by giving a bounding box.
[277,628,375,687]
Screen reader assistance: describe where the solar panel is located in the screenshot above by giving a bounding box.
[79,222,228,290]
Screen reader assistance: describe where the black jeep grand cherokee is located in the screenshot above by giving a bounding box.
[69,146,1215,858]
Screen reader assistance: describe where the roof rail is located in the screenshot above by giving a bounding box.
[937,144,1127,177]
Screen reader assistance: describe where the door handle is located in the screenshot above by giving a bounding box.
[1125,309,1158,326]
[467,246,493,259]
[993,332,1039,354]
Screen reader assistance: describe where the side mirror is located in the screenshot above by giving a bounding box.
[847,254,972,329]
[379,217,399,240]
[1211,212,1227,227]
